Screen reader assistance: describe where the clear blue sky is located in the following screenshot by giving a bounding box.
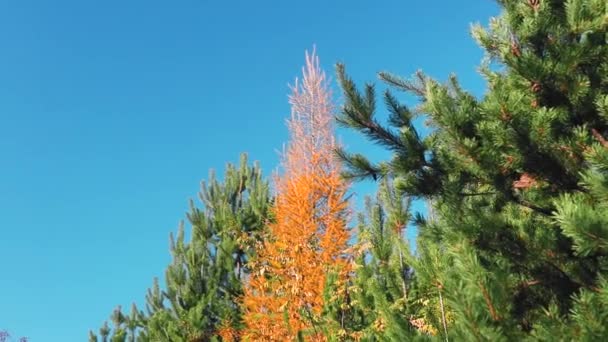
[0,1,499,340]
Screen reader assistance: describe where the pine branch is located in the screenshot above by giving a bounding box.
[513,197,553,216]
[479,282,500,322]
[591,128,608,148]
[438,288,449,342]
[459,191,496,197]
[335,148,382,181]
[378,70,427,99]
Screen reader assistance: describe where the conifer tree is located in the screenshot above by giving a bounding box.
[242,49,352,341]
[91,154,270,341]
[346,178,418,340]
[336,0,608,339]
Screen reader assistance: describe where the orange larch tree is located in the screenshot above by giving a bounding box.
[242,49,352,341]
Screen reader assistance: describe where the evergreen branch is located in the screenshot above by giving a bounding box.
[511,193,553,216]
[335,148,383,181]
[384,91,411,128]
[519,279,541,288]
[458,191,496,197]
[398,245,408,301]
[378,70,427,99]
[337,111,405,151]
[591,128,608,148]
[517,200,553,216]
[478,282,500,322]
[438,288,449,342]
[337,63,407,152]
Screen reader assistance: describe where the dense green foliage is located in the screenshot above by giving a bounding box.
[94,0,608,340]
[347,179,418,340]
[91,154,270,342]
[336,0,608,339]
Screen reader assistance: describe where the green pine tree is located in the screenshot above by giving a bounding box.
[346,178,418,341]
[336,0,608,339]
[327,178,445,341]
[91,154,271,342]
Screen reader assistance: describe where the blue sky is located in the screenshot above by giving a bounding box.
[0,1,498,340]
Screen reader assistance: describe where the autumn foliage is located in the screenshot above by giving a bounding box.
[242,49,351,341]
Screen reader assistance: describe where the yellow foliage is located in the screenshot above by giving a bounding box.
[241,49,352,341]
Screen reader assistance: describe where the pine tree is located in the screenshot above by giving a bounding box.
[336,0,608,339]
[91,154,271,341]
[242,49,352,341]
[346,178,419,341]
